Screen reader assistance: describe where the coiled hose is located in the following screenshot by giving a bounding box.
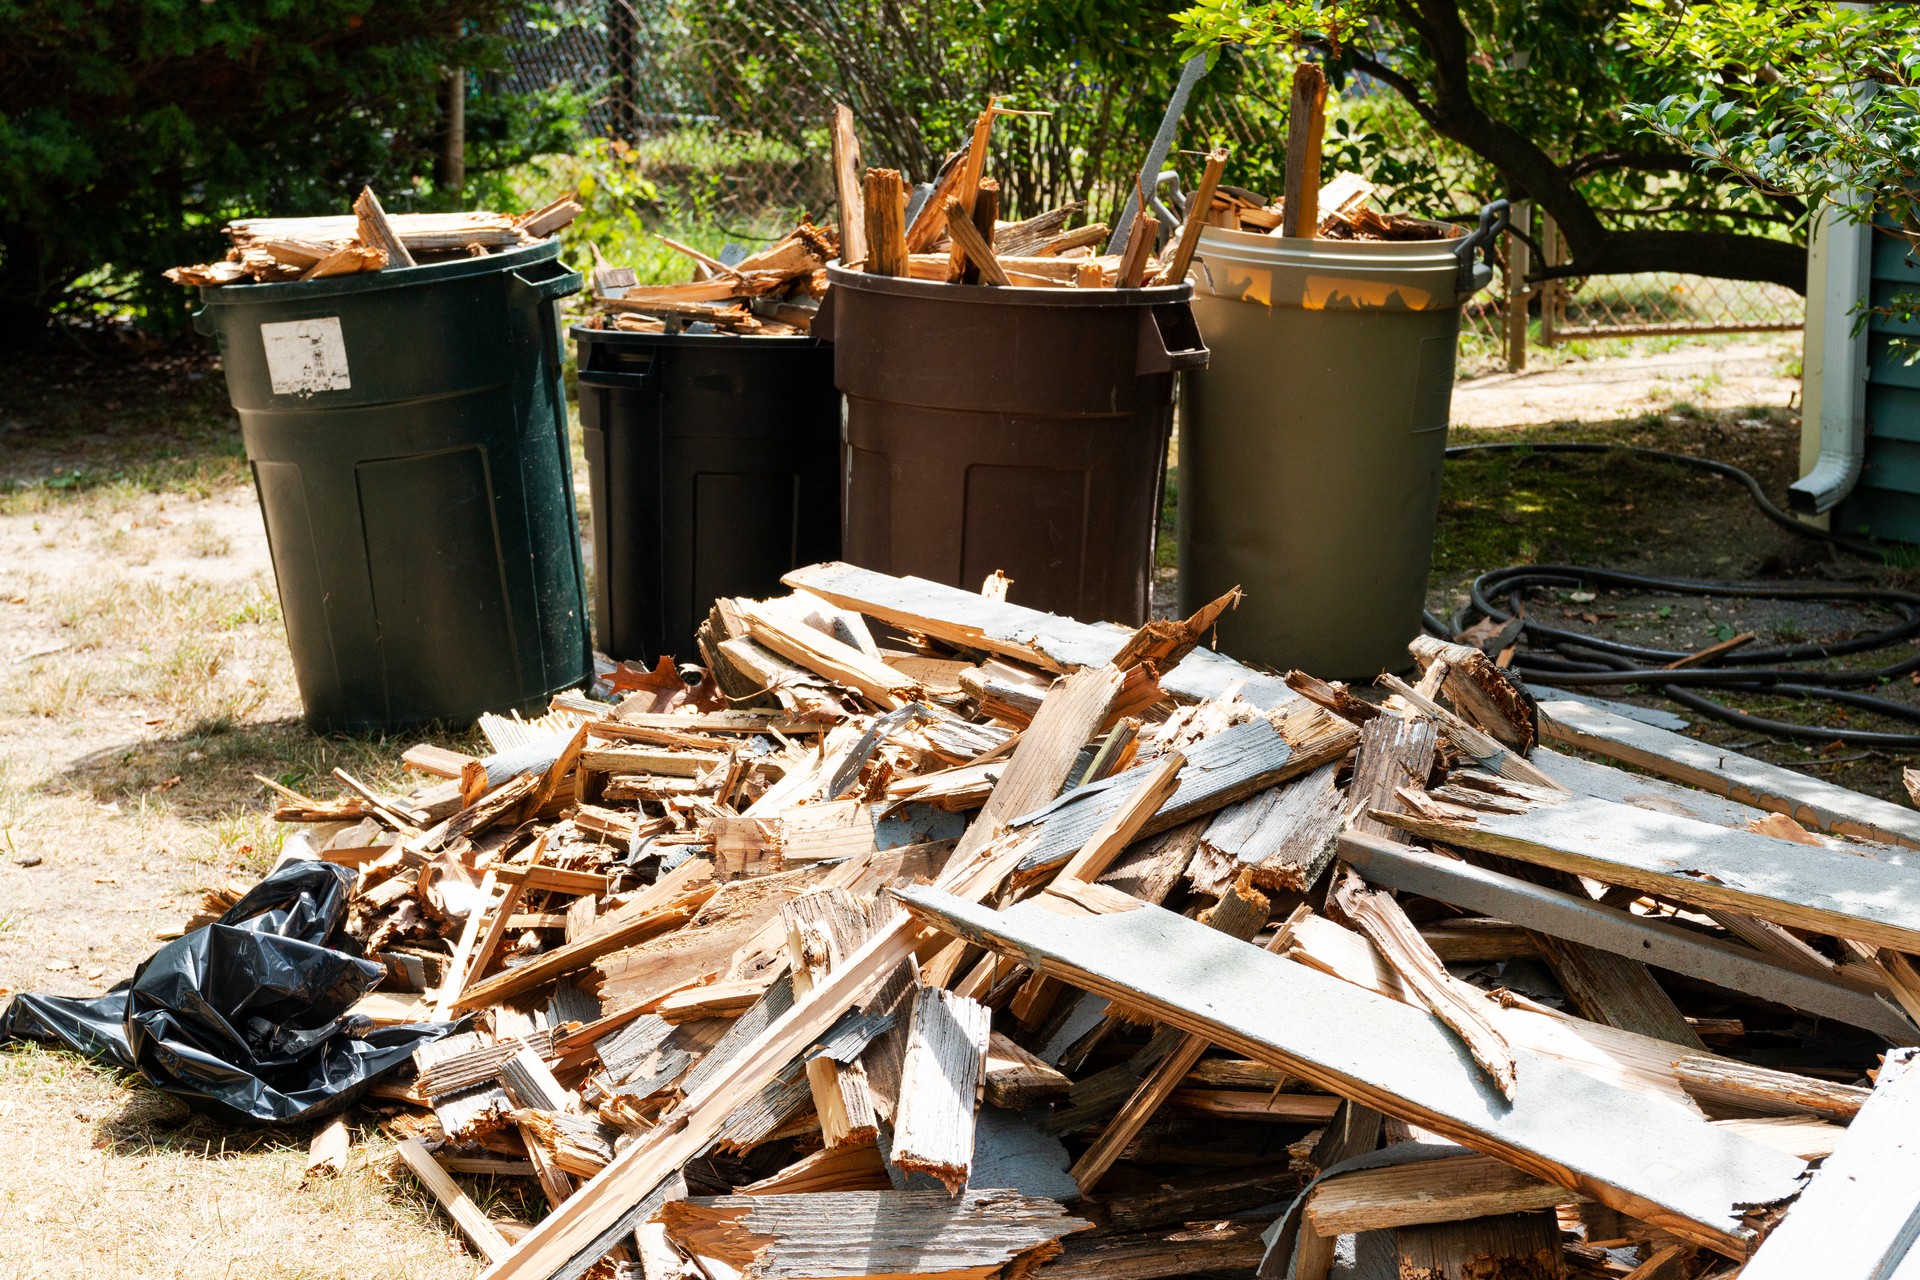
[1436,442,1920,748]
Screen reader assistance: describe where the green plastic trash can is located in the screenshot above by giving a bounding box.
[1179,202,1505,678]
[194,239,591,733]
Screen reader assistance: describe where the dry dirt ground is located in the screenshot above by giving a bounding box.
[0,330,1898,1278]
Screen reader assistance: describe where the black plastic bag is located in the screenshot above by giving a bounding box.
[0,859,462,1125]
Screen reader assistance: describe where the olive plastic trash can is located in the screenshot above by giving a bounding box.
[820,265,1209,626]
[574,326,842,664]
[1178,203,1506,678]
[195,240,591,733]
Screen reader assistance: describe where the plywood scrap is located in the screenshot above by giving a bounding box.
[655,1189,1089,1279]
[895,887,1807,1257]
[891,988,992,1193]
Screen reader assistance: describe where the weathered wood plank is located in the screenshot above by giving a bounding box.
[397,1138,512,1263]
[1740,1046,1920,1280]
[783,561,1302,711]
[1190,763,1345,896]
[1013,716,1354,881]
[1380,795,1920,953]
[1338,832,1914,1042]
[891,987,992,1192]
[1540,696,1920,850]
[1307,1154,1580,1236]
[1394,1210,1565,1280]
[657,1189,1088,1278]
[894,887,1807,1257]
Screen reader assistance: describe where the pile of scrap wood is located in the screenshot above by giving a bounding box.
[163,187,582,287]
[581,218,838,336]
[216,564,1920,1279]
[848,99,1196,290]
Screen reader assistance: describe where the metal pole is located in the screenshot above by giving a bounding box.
[1105,52,1210,255]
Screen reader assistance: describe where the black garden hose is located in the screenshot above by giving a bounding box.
[1437,442,1920,748]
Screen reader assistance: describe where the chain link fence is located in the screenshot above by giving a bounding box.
[496,1,1803,370]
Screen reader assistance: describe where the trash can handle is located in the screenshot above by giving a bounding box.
[191,307,215,337]
[1453,199,1510,296]
[508,264,585,308]
[1138,302,1210,375]
[576,366,656,389]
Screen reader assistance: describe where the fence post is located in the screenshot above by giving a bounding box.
[608,0,638,142]
[1539,212,1562,346]
[436,66,466,193]
[1505,200,1531,373]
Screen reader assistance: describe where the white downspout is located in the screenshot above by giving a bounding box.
[1790,36,1875,516]
[1789,203,1873,514]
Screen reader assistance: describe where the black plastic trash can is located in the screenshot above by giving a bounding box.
[574,326,842,663]
[195,239,591,733]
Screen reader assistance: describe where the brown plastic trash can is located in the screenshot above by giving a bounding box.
[817,265,1208,626]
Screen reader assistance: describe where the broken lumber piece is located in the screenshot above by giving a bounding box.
[1329,870,1518,1099]
[894,886,1807,1257]
[1338,831,1915,1042]
[655,1189,1089,1278]
[1538,695,1920,850]
[354,186,417,269]
[863,168,908,277]
[1738,1046,1920,1278]
[397,1138,513,1263]
[1379,793,1920,954]
[1281,63,1328,239]
[1188,762,1344,895]
[891,987,992,1192]
[783,562,1303,711]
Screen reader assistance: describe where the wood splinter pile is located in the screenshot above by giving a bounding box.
[581,218,838,337]
[240,562,1920,1280]
[164,187,582,287]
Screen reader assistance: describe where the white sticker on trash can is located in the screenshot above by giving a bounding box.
[260,317,351,396]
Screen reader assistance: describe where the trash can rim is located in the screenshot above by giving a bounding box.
[197,237,563,306]
[1194,218,1466,260]
[825,262,1193,306]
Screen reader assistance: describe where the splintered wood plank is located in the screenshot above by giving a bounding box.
[1014,716,1354,881]
[1281,63,1328,239]
[1674,1055,1870,1123]
[656,1190,1089,1279]
[1346,713,1439,843]
[1330,871,1518,1099]
[832,105,866,268]
[961,664,1126,862]
[984,1031,1071,1109]
[891,988,992,1192]
[474,843,1029,1280]
[894,888,1807,1257]
[782,562,1303,711]
[739,1142,892,1195]
[782,888,879,1149]
[1338,833,1913,1042]
[1307,1154,1581,1236]
[397,1138,512,1263]
[1394,1210,1565,1280]
[1039,1217,1267,1279]
[1190,763,1345,896]
[1068,880,1274,1192]
[1740,1046,1920,1279]
[1380,795,1920,953]
[1539,697,1920,850]
[453,860,716,1012]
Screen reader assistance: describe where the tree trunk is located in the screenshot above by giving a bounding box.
[1348,0,1809,294]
